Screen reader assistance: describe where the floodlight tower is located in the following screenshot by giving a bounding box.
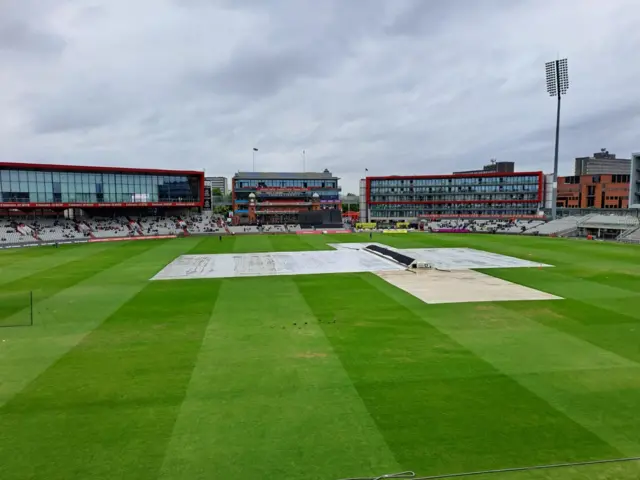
[545,58,569,220]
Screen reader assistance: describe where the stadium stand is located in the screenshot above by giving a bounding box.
[426,218,545,234]
[619,226,640,243]
[0,213,309,246]
[522,216,583,236]
[33,219,87,241]
[2,211,639,247]
[578,214,639,231]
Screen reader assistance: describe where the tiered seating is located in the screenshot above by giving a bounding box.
[183,215,223,234]
[36,219,87,241]
[89,217,131,238]
[137,217,181,236]
[618,225,640,243]
[580,214,639,231]
[0,228,34,244]
[425,218,545,234]
[524,216,583,235]
[622,227,640,243]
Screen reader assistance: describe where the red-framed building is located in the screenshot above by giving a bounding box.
[0,162,204,214]
[364,171,544,221]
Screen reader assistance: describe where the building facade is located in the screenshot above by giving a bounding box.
[629,153,640,208]
[454,161,515,175]
[556,174,630,209]
[205,176,228,195]
[231,170,341,224]
[365,172,543,221]
[359,178,367,222]
[574,150,631,176]
[0,162,203,211]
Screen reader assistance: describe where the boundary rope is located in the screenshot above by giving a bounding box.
[337,456,640,480]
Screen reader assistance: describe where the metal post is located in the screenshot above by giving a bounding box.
[252,150,255,172]
[545,58,568,221]
[552,70,561,221]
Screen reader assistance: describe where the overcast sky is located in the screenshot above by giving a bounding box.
[1,0,639,193]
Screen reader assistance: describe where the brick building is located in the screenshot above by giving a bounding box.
[556,174,630,209]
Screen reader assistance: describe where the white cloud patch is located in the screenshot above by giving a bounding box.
[0,0,639,192]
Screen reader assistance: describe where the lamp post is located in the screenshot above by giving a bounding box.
[545,58,569,220]
[252,147,258,171]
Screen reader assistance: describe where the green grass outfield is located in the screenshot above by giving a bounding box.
[1,233,640,480]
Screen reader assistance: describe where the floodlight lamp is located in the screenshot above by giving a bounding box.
[545,58,569,97]
[545,61,557,96]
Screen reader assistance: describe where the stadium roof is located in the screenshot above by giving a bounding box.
[234,170,337,180]
[0,161,203,176]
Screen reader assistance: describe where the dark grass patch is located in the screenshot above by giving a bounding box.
[295,274,620,474]
[0,280,220,480]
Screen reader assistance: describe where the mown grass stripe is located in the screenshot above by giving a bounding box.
[158,276,400,480]
[0,239,198,407]
[296,273,620,475]
[0,241,162,324]
[0,278,220,480]
[0,243,80,268]
[184,235,237,254]
[360,273,640,460]
[0,243,113,286]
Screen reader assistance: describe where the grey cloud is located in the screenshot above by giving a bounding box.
[27,82,131,134]
[192,47,330,99]
[32,104,119,134]
[189,0,389,99]
[0,0,67,55]
[0,21,66,54]
[1,0,639,193]
[385,0,520,37]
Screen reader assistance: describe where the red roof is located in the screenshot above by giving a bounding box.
[0,161,203,176]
